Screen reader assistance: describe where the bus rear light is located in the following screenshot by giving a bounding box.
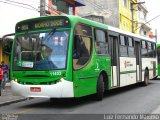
[30,87,41,92]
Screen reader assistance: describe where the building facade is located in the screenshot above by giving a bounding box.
[0,37,13,65]
[137,1,151,37]
[47,0,85,15]
[78,0,141,33]
[120,0,139,33]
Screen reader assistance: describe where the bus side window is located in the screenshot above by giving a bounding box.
[148,42,153,57]
[120,35,128,57]
[153,43,156,58]
[95,29,108,55]
[128,37,135,57]
[141,40,148,57]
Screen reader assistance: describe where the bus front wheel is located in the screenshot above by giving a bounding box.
[96,74,104,101]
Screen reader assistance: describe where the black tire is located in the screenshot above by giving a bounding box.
[50,98,54,102]
[50,98,59,102]
[96,74,104,101]
[142,70,149,86]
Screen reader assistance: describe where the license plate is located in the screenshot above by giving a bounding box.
[30,87,41,92]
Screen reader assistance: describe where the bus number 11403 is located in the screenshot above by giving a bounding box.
[50,72,62,76]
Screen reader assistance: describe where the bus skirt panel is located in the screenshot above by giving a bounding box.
[10,80,74,98]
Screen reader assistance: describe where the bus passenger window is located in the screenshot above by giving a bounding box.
[95,29,108,54]
[120,35,128,57]
[148,42,153,57]
[152,44,156,57]
[128,37,135,57]
[141,40,148,57]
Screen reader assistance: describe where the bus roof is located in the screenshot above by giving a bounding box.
[16,15,108,30]
[16,15,156,43]
[67,15,108,29]
[108,25,156,43]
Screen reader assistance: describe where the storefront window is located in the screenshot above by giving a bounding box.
[52,0,74,15]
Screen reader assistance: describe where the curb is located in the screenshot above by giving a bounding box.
[0,98,27,107]
[4,82,11,89]
[0,82,34,107]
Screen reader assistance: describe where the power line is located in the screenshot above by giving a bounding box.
[20,0,40,5]
[0,0,38,12]
[3,0,38,11]
[135,14,160,31]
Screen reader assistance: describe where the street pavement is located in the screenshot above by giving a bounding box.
[0,82,27,107]
[1,80,160,114]
[1,80,160,120]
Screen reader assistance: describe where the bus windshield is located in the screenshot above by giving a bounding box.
[13,30,69,70]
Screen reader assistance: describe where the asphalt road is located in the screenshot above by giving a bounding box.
[1,80,160,120]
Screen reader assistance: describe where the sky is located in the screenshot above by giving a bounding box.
[0,0,160,41]
[0,0,40,37]
[145,0,160,42]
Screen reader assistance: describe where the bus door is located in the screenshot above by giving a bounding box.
[135,41,141,82]
[109,35,119,87]
[72,25,94,97]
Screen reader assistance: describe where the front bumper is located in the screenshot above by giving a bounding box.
[11,80,74,98]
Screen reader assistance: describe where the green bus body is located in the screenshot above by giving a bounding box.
[11,16,111,98]
[10,15,157,99]
[156,43,160,76]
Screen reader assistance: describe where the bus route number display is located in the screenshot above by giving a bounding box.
[16,17,70,32]
[34,20,64,29]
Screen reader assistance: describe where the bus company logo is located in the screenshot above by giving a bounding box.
[95,63,100,71]
[124,61,133,68]
[124,61,128,68]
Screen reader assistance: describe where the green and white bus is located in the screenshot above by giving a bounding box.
[11,15,157,100]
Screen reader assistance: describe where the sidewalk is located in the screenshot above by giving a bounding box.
[0,82,27,107]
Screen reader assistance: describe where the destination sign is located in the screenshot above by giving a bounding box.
[16,17,71,32]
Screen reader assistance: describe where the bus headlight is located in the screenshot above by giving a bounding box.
[60,78,64,82]
[14,78,18,82]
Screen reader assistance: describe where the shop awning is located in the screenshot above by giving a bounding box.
[75,0,85,6]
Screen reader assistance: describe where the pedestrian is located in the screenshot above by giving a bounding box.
[1,61,9,91]
[0,66,3,96]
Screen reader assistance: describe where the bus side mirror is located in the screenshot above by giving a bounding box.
[2,33,15,54]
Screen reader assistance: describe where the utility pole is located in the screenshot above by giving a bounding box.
[131,3,134,33]
[40,0,46,16]
[155,29,157,43]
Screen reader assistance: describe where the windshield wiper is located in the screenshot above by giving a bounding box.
[44,28,56,42]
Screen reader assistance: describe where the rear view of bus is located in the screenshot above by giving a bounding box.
[11,16,74,98]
